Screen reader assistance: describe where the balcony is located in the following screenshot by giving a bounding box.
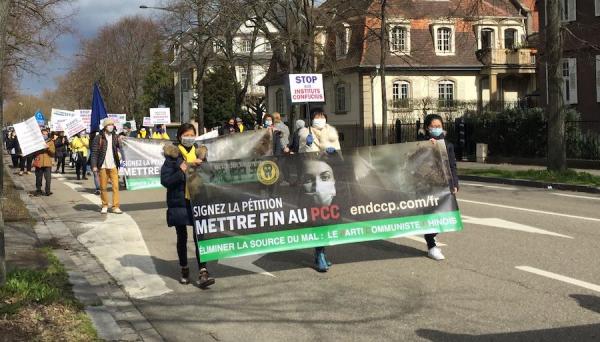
[476,48,536,67]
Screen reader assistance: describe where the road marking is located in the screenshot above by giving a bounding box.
[516,266,600,293]
[218,254,275,277]
[462,215,572,239]
[458,199,600,223]
[552,193,600,201]
[460,182,517,191]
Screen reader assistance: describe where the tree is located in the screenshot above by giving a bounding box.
[203,65,239,128]
[140,44,175,122]
[0,0,8,288]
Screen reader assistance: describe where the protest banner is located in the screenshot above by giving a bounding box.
[108,114,127,122]
[188,141,463,262]
[142,117,152,127]
[128,120,137,131]
[75,110,92,132]
[288,74,325,103]
[150,108,171,125]
[197,130,219,141]
[120,129,273,190]
[14,117,48,156]
[63,116,87,139]
[50,109,76,131]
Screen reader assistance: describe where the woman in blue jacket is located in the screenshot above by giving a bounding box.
[160,123,215,288]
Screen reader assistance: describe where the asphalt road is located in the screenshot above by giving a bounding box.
[18,171,600,341]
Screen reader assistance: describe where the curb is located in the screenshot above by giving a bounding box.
[459,175,600,194]
[4,163,164,342]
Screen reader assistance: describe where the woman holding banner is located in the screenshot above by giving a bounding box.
[161,123,215,288]
[418,114,459,261]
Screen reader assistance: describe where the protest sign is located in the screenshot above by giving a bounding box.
[188,141,463,262]
[108,114,127,122]
[75,110,92,132]
[120,129,273,190]
[128,120,137,131]
[142,117,152,127]
[150,108,171,125]
[289,74,325,103]
[14,117,48,156]
[50,109,76,131]
[63,116,87,139]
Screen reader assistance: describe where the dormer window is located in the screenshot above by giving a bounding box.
[480,28,494,49]
[390,25,410,54]
[504,28,518,49]
[336,23,351,58]
[433,25,455,55]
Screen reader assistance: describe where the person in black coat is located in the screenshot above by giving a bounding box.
[160,123,215,288]
[54,132,68,174]
[418,114,459,261]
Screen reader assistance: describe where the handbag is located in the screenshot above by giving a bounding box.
[32,155,42,169]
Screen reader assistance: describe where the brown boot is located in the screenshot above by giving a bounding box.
[197,268,215,288]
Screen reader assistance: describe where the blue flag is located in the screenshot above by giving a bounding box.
[90,83,108,133]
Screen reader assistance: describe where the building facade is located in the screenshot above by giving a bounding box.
[537,0,600,123]
[264,0,539,146]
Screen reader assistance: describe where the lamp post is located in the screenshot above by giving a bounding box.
[140,4,185,124]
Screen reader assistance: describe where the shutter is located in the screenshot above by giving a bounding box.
[568,58,578,104]
[568,0,577,22]
[596,56,600,102]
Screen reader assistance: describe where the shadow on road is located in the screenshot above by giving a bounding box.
[570,294,600,314]
[416,324,600,341]
[118,201,166,212]
[117,239,427,281]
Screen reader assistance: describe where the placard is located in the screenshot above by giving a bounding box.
[142,117,152,127]
[13,117,48,156]
[288,74,325,103]
[75,109,92,132]
[50,108,76,131]
[63,117,87,139]
[149,108,171,125]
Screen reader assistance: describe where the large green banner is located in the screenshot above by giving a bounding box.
[189,141,463,262]
[121,130,273,190]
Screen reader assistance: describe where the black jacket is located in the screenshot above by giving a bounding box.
[54,137,68,158]
[418,131,459,190]
[160,143,193,227]
[90,132,121,169]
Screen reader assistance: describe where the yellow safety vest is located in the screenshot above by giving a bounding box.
[178,145,197,199]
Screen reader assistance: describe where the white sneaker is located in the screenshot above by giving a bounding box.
[112,207,123,214]
[101,207,108,214]
[428,247,445,261]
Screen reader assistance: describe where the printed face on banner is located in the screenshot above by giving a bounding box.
[150,108,171,125]
[288,74,325,103]
[188,141,461,262]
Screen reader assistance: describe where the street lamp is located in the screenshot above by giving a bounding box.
[140,4,185,124]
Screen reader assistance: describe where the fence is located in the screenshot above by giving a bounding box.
[335,120,600,161]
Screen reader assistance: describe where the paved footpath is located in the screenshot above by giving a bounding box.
[9,164,600,341]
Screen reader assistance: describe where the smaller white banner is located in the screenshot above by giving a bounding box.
[143,117,152,127]
[64,117,87,139]
[75,109,92,132]
[288,74,325,103]
[14,117,48,156]
[150,108,171,125]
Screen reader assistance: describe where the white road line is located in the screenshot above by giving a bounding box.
[460,182,518,191]
[458,199,600,223]
[552,193,600,201]
[461,215,573,239]
[516,266,600,293]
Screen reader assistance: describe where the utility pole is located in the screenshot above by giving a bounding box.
[546,0,566,171]
[0,0,10,286]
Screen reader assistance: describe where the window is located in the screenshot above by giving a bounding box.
[239,67,249,84]
[181,76,190,91]
[335,82,350,113]
[504,28,518,49]
[336,25,350,58]
[241,39,252,53]
[480,28,494,49]
[264,41,271,52]
[390,26,409,53]
[438,80,455,108]
[392,81,410,108]
[562,58,578,104]
[275,89,285,114]
[213,40,224,53]
[597,56,600,102]
[561,0,576,22]
[435,27,454,54]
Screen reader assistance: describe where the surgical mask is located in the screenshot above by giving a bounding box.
[43,135,49,141]
[106,126,114,133]
[312,118,326,129]
[181,136,196,148]
[264,120,272,128]
[429,127,443,137]
[303,180,336,206]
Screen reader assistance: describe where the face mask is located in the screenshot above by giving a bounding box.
[312,118,326,129]
[181,136,195,148]
[429,127,443,137]
[264,120,272,128]
[106,126,114,133]
[303,180,336,206]
[43,135,49,141]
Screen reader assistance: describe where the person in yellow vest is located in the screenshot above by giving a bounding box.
[70,131,90,180]
[152,124,170,140]
[137,127,150,139]
[160,123,214,288]
[236,117,245,133]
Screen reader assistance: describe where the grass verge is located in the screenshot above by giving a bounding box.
[458,168,600,187]
[0,248,99,341]
[3,171,33,223]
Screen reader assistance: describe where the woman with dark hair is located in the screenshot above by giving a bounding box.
[221,117,240,135]
[160,123,215,288]
[54,132,68,174]
[418,113,459,261]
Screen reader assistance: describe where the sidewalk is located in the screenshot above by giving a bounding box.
[458,161,600,176]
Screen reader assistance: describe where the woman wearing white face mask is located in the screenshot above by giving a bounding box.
[298,109,341,154]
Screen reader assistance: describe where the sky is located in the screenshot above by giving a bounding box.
[19,0,157,96]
